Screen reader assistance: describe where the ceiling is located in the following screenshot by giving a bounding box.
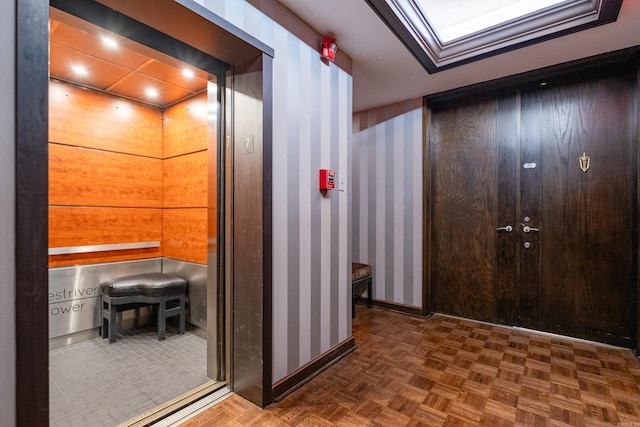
[50,1,640,112]
[49,17,209,109]
[277,0,640,112]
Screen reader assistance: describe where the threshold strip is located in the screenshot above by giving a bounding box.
[151,386,233,427]
[117,380,228,427]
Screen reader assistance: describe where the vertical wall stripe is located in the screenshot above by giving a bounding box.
[384,120,394,301]
[286,33,301,373]
[352,132,360,262]
[402,113,414,304]
[1,0,16,423]
[222,0,242,25]
[375,125,386,300]
[393,116,405,303]
[201,0,353,383]
[339,70,350,340]
[201,0,219,15]
[298,42,312,364]
[347,75,354,336]
[319,61,332,352]
[243,3,263,40]
[353,107,423,308]
[329,64,340,345]
[358,129,369,262]
[309,47,322,359]
[367,127,377,294]
[271,24,289,381]
[412,110,423,307]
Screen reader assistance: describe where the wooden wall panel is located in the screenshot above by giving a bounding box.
[49,207,162,246]
[163,151,208,208]
[48,80,211,267]
[162,92,210,264]
[163,92,209,158]
[49,207,162,267]
[163,208,208,264]
[49,80,163,157]
[49,143,162,207]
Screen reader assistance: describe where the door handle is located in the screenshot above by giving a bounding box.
[522,225,539,233]
[496,225,513,232]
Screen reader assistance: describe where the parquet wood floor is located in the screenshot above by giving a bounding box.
[181,307,640,426]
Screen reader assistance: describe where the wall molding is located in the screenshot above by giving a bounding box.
[272,337,355,401]
[366,300,424,317]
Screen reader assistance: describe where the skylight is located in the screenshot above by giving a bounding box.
[365,0,622,72]
[419,0,571,43]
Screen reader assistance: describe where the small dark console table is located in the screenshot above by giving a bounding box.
[352,263,373,318]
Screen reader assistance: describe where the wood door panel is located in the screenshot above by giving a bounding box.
[518,91,543,327]
[535,74,635,346]
[495,96,519,325]
[431,98,499,321]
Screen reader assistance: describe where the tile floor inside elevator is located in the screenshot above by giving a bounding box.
[49,326,208,426]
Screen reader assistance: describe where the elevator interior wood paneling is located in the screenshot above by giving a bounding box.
[427,64,637,349]
[47,11,221,424]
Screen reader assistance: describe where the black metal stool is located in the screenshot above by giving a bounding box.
[101,272,187,343]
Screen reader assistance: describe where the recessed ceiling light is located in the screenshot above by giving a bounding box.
[71,64,88,77]
[182,69,195,79]
[145,88,159,98]
[101,36,118,49]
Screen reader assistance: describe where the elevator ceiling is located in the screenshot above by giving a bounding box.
[50,17,208,108]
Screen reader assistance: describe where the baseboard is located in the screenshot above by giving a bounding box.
[272,337,356,401]
[49,328,101,349]
[359,299,424,317]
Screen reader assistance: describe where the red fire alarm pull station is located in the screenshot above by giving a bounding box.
[319,169,336,190]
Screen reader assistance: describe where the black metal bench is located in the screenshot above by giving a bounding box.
[101,272,187,343]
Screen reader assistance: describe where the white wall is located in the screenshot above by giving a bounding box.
[0,0,16,424]
[199,0,353,383]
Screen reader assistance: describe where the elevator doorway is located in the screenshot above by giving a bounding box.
[48,8,227,426]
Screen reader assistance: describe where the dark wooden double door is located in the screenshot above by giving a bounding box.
[428,68,637,348]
